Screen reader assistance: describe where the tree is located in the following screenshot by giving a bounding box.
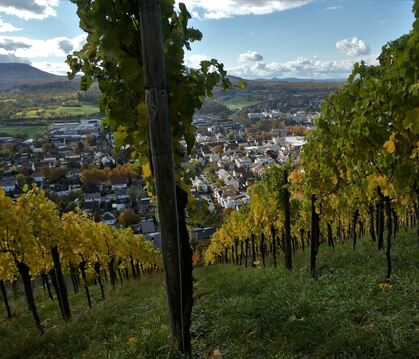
[214,144,223,155]
[118,208,140,227]
[85,134,96,146]
[76,141,85,154]
[80,168,108,189]
[23,187,71,321]
[127,185,140,208]
[42,142,54,153]
[0,189,44,332]
[16,173,26,187]
[301,1,419,281]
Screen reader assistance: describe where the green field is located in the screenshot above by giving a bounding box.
[12,104,100,119]
[0,231,417,358]
[0,125,48,138]
[218,95,265,110]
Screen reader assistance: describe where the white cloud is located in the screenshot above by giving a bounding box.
[0,34,86,59]
[326,6,342,11]
[0,38,30,51]
[31,61,69,75]
[0,52,30,63]
[239,51,263,62]
[184,53,209,68]
[0,0,59,20]
[228,56,378,79]
[177,0,313,19]
[0,18,21,32]
[336,37,370,56]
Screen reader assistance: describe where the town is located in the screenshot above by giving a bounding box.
[0,108,316,248]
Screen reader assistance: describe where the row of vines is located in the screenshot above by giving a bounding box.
[205,2,419,280]
[0,187,161,333]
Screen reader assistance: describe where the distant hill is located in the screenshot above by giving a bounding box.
[266,77,345,83]
[0,63,77,91]
[224,75,342,93]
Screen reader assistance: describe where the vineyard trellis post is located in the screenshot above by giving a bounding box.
[138,0,191,355]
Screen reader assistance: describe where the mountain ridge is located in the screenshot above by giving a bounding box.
[0,63,71,91]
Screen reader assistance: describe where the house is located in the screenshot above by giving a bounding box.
[110,176,128,190]
[50,184,71,197]
[0,180,15,193]
[223,142,238,154]
[144,232,161,248]
[251,163,266,176]
[254,155,275,166]
[190,227,215,241]
[84,192,102,203]
[247,113,266,121]
[112,202,127,211]
[234,157,252,168]
[200,145,212,158]
[140,218,157,234]
[139,197,153,214]
[227,193,250,209]
[66,168,82,181]
[191,176,209,193]
[215,185,237,207]
[101,212,116,225]
[101,156,115,168]
[32,172,45,185]
[42,157,57,168]
[285,136,306,149]
[217,169,240,190]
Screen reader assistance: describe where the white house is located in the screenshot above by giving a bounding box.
[101,212,116,225]
[192,176,209,193]
[0,180,15,193]
[111,176,128,190]
[84,192,102,203]
[234,157,252,168]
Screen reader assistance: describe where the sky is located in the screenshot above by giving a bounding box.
[0,0,415,79]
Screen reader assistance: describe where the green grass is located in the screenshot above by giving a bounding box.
[0,274,175,359]
[1,231,418,358]
[192,231,419,359]
[218,95,265,110]
[0,125,48,138]
[13,104,100,119]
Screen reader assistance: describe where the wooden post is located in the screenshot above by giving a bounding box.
[283,169,292,270]
[310,194,319,278]
[138,0,190,354]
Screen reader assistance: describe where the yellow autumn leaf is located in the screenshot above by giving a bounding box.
[211,348,222,359]
[288,314,304,322]
[378,282,392,290]
[288,314,297,321]
[127,336,138,346]
[142,163,151,178]
[383,140,395,153]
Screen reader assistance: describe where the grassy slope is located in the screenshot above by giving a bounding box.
[192,231,418,358]
[0,125,48,138]
[218,95,265,110]
[13,105,100,119]
[0,275,172,359]
[0,231,417,358]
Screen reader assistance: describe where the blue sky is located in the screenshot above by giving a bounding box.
[0,0,415,79]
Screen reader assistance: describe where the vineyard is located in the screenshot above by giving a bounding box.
[1,0,418,358]
[0,230,417,358]
[205,3,419,282]
[0,187,161,333]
